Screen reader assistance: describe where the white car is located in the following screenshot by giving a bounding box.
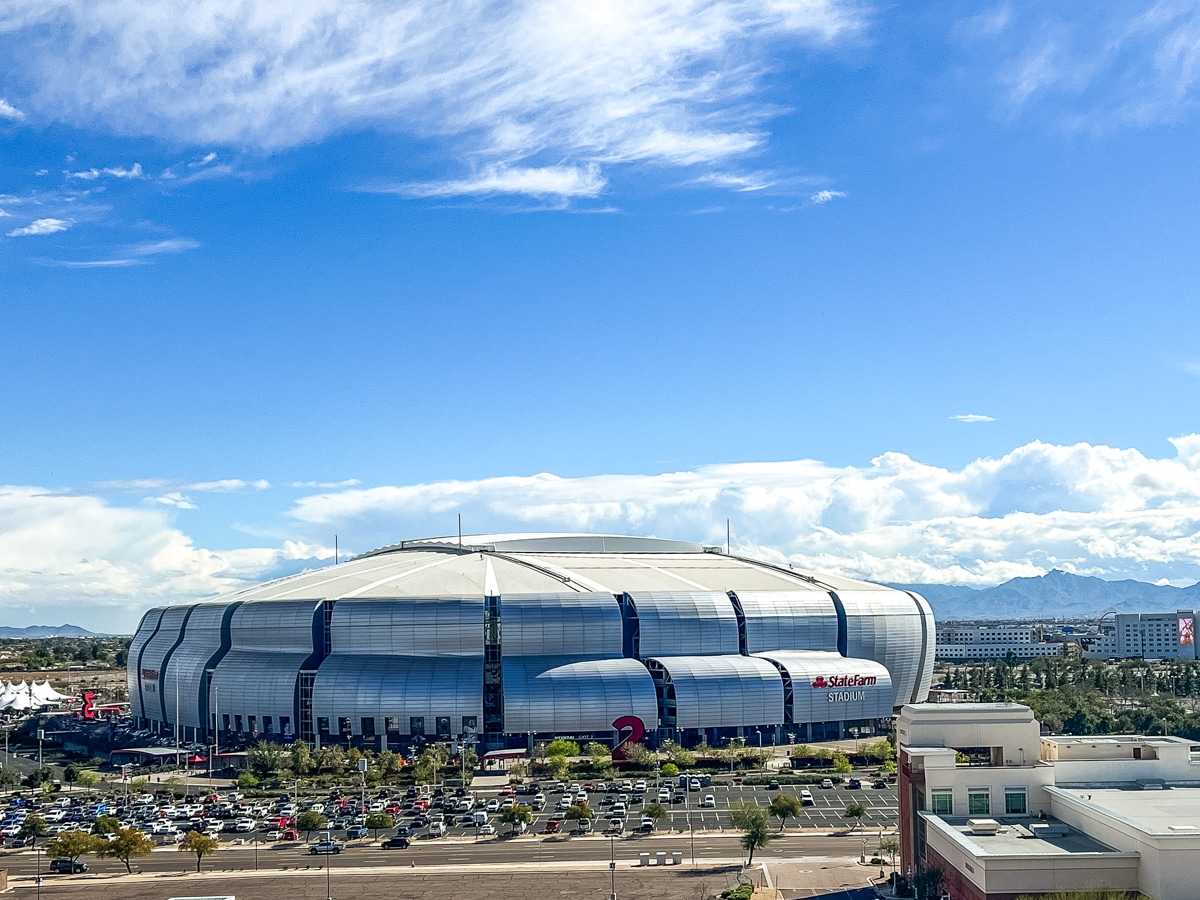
[800,790,814,806]
[233,818,257,833]
[634,780,646,792]
[657,788,671,802]
[820,779,834,789]
[700,794,716,808]
[486,799,500,812]
[688,778,701,791]
[477,823,496,835]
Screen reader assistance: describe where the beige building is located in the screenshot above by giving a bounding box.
[898,702,1200,900]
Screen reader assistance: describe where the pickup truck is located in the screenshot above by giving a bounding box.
[308,840,345,855]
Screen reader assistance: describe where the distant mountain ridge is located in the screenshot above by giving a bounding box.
[891,570,1200,622]
[0,625,99,639]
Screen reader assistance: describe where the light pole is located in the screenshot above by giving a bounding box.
[325,842,332,900]
[35,846,41,900]
[608,833,616,900]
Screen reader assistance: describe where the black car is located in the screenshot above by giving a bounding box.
[846,778,862,789]
[412,815,429,828]
[381,836,411,850]
[49,858,88,874]
[768,780,780,790]
[872,779,888,789]
[395,825,414,837]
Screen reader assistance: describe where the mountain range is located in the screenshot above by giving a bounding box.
[893,570,1200,622]
[0,625,99,639]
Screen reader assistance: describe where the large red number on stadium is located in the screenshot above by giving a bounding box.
[611,715,645,761]
[81,692,95,719]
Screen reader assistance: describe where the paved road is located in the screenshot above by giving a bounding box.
[0,830,883,877]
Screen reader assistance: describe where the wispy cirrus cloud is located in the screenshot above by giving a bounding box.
[950,413,996,423]
[67,163,143,180]
[7,217,71,237]
[290,479,362,489]
[0,0,866,199]
[383,164,608,200]
[41,236,201,268]
[809,189,847,204]
[97,477,270,493]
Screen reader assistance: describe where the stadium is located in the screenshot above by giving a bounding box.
[128,534,935,752]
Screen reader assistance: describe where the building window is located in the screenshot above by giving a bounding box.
[234,715,244,733]
[968,789,990,816]
[1004,789,1027,815]
[410,716,425,736]
[930,790,953,815]
[247,716,257,734]
[385,716,400,733]
[362,717,376,738]
[263,716,273,734]
[316,717,330,735]
[436,716,451,737]
[338,717,352,736]
[222,714,230,732]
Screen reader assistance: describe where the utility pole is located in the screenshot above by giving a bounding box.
[609,833,617,900]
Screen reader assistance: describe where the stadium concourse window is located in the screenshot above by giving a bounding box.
[222,714,230,732]
[362,717,376,738]
[410,717,425,736]
[280,716,291,736]
[1005,789,1028,815]
[436,716,451,737]
[338,717,352,737]
[968,789,991,816]
[385,717,400,734]
[263,716,273,734]
[317,717,330,735]
[930,790,953,815]
[248,716,257,733]
[235,715,244,733]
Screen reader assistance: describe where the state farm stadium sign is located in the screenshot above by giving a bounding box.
[811,673,877,703]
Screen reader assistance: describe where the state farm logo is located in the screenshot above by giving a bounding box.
[811,674,876,689]
[141,668,159,681]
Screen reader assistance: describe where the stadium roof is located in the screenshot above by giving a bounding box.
[213,533,895,604]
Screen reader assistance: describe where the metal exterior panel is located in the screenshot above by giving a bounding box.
[137,605,191,723]
[128,607,165,721]
[836,589,931,708]
[754,651,893,723]
[649,655,783,729]
[312,654,483,735]
[328,598,483,656]
[501,657,658,733]
[162,602,232,731]
[500,593,623,659]
[210,600,318,729]
[629,591,739,656]
[908,591,936,703]
[735,590,839,652]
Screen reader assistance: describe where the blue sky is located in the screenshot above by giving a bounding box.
[4,1,1200,631]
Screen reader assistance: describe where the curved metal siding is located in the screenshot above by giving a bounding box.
[137,605,192,723]
[500,594,623,658]
[836,590,929,708]
[210,600,318,727]
[754,651,893,723]
[907,591,936,702]
[650,655,783,730]
[630,592,739,656]
[128,607,165,721]
[312,655,483,735]
[734,590,839,653]
[329,598,483,656]
[162,603,231,731]
[502,657,658,733]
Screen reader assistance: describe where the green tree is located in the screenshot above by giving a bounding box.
[832,751,853,774]
[47,830,102,863]
[620,742,655,765]
[289,740,314,775]
[414,745,449,785]
[365,812,393,839]
[843,801,868,831]
[0,769,17,789]
[547,755,571,780]
[584,742,610,767]
[860,739,895,763]
[297,810,329,840]
[92,814,121,836]
[248,740,286,779]
[18,813,48,848]
[661,740,696,767]
[178,830,220,872]
[377,749,402,780]
[237,771,260,790]
[62,764,79,791]
[879,835,900,872]
[546,739,580,758]
[730,801,773,865]
[769,794,803,831]
[564,802,594,821]
[99,827,156,874]
[499,803,533,834]
[643,802,668,828]
[76,770,100,794]
[23,767,53,789]
[661,762,679,778]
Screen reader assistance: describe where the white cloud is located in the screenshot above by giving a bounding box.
[148,492,198,510]
[289,434,1200,586]
[188,152,217,168]
[0,0,864,185]
[7,218,71,237]
[0,98,23,120]
[130,238,200,256]
[951,413,996,423]
[68,163,143,180]
[0,486,334,632]
[810,188,847,203]
[392,164,608,200]
[291,479,362,489]
[691,172,773,191]
[97,477,270,493]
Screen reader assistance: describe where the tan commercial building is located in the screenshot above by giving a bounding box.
[898,702,1200,900]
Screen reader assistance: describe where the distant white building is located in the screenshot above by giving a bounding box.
[1083,611,1199,660]
[898,702,1200,900]
[936,625,1064,661]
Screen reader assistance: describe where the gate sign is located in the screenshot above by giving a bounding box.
[611,715,646,761]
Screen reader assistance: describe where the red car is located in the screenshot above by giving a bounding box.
[544,820,561,834]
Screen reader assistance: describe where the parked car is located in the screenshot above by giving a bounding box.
[820,779,834,789]
[700,794,716,808]
[846,778,862,790]
[872,779,888,789]
[345,825,368,839]
[544,819,561,834]
[768,780,780,790]
[800,790,814,806]
[49,858,88,874]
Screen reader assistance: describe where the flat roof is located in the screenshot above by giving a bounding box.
[924,814,1124,857]
[1051,785,1200,835]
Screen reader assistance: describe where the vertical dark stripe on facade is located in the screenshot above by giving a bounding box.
[829,592,848,657]
[158,605,197,722]
[619,593,639,658]
[904,591,932,703]
[134,609,165,724]
[200,602,241,741]
[483,595,503,744]
[728,591,748,655]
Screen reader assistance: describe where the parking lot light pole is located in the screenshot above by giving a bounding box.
[608,833,617,900]
[325,843,332,900]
